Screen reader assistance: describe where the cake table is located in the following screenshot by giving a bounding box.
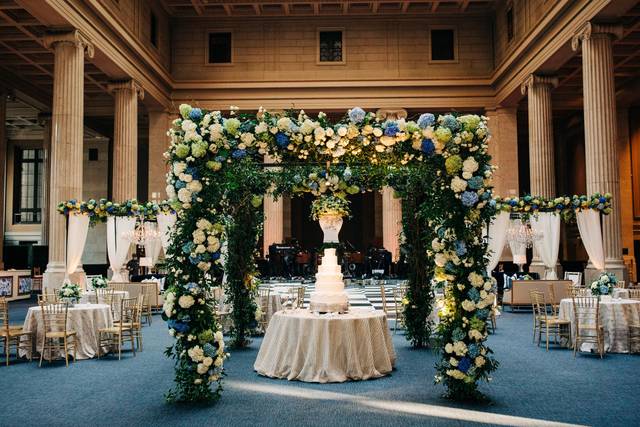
[254,308,396,383]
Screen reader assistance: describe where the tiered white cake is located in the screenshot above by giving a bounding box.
[309,248,349,313]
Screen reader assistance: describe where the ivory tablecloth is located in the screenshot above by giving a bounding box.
[558,298,640,353]
[612,289,630,299]
[79,290,129,305]
[20,304,113,360]
[254,308,396,383]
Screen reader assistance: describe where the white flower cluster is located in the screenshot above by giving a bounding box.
[186,330,227,384]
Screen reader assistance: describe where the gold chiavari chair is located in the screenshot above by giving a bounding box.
[569,286,589,298]
[140,283,158,326]
[616,281,626,289]
[95,289,115,315]
[531,291,570,351]
[212,287,230,329]
[379,284,388,314]
[38,293,59,304]
[258,287,271,331]
[530,290,544,343]
[547,284,560,316]
[392,286,407,334]
[131,295,144,351]
[0,298,33,366]
[97,297,137,360]
[572,296,605,358]
[39,302,77,367]
[628,289,640,301]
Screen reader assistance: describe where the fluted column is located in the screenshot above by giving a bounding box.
[484,107,519,198]
[263,155,283,257]
[109,80,144,201]
[382,186,402,262]
[521,74,558,197]
[42,30,93,290]
[39,113,52,245]
[0,90,6,269]
[572,22,626,277]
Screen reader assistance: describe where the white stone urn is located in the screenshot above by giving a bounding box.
[318,214,343,243]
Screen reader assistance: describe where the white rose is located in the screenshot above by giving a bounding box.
[178,188,192,203]
[337,126,348,137]
[165,185,176,200]
[214,357,223,367]
[173,162,187,175]
[187,180,202,193]
[240,132,255,145]
[462,157,479,173]
[277,117,291,130]
[255,122,268,134]
[197,363,208,375]
[450,176,467,193]
[203,356,213,367]
[372,127,383,137]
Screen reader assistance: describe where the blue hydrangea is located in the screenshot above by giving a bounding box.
[174,180,186,190]
[441,114,460,131]
[232,149,247,159]
[309,182,319,191]
[189,255,202,265]
[293,174,302,183]
[215,155,226,163]
[599,196,606,203]
[457,356,472,373]
[467,176,484,190]
[452,328,466,341]
[343,167,352,181]
[182,241,194,254]
[275,132,290,148]
[188,108,202,121]
[600,285,609,295]
[437,227,446,239]
[454,240,467,256]
[467,344,480,358]
[445,261,457,274]
[348,107,366,124]
[384,122,400,136]
[421,138,435,155]
[461,191,479,207]
[481,191,492,201]
[167,320,189,334]
[475,309,489,320]
[211,252,221,261]
[468,287,480,303]
[417,113,435,129]
[184,282,198,291]
[203,343,217,358]
[186,166,199,179]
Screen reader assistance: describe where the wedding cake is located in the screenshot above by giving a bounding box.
[309,248,349,313]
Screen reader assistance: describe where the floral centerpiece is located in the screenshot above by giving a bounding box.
[91,276,108,289]
[310,194,351,220]
[58,282,81,304]
[590,272,617,296]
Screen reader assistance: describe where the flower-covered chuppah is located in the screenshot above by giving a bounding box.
[163,104,499,402]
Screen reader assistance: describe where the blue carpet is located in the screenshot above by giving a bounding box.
[1,302,639,427]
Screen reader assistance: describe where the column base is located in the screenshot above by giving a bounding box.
[43,262,86,292]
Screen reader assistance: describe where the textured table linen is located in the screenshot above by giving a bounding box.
[558,298,640,353]
[21,304,113,360]
[79,290,129,305]
[612,289,630,299]
[254,308,396,383]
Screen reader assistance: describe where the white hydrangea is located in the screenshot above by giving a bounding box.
[462,157,479,173]
[468,272,484,288]
[255,122,268,134]
[173,162,187,175]
[277,117,291,130]
[177,188,192,203]
[450,176,468,193]
[461,299,476,312]
[187,180,202,193]
[178,295,195,309]
[188,346,204,362]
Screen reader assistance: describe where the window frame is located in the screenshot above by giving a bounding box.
[428,26,459,64]
[205,30,234,66]
[316,27,346,65]
[12,147,43,225]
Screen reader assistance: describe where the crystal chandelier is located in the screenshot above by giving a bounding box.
[506,218,543,249]
[121,215,160,246]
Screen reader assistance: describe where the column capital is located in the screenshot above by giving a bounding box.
[107,79,145,100]
[43,29,94,58]
[376,108,407,121]
[571,22,624,51]
[520,74,558,95]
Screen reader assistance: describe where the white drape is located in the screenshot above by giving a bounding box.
[107,216,136,282]
[576,209,605,271]
[485,211,510,275]
[157,212,177,255]
[508,219,527,267]
[143,222,163,266]
[65,213,90,283]
[531,212,561,279]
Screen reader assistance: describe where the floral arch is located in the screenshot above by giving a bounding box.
[160,104,498,402]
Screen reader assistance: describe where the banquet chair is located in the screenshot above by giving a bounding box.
[392,286,407,334]
[569,286,589,298]
[0,298,33,366]
[113,295,144,352]
[628,289,640,301]
[212,287,231,330]
[97,297,137,360]
[38,293,59,304]
[547,284,560,316]
[531,291,570,351]
[258,288,271,331]
[140,284,156,326]
[95,289,115,314]
[572,296,605,358]
[39,302,77,367]
[616,281,626,289]
[379,284,388,314]
[530,290,545,343]
[296,286,306,309]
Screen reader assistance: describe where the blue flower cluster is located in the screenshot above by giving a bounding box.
[454,240,467,256]
[168,319,190,334]
[203,343,217,358]
[467,344,480,358]
[348,107,366,124]
[275,132,290,148]
[384,122,399,136]
[417,113,435,129]
[452,327,466,341]
[421,138,435,155]
[461,191,479,207]
[467,288,480,303]
[232,149,247,159]
[441,114,460,131]
[189,108,203,121]
[467,176,484,190]
[457,356,472,373]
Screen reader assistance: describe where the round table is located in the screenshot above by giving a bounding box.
[20,303,113,360]
[79,290,129,305]
[254,308,396,383]
[558,297,640,353]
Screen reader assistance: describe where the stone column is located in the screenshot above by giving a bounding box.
[263,155,283,257]
[572,22,626,281]
[42,30,93,291]
[148,110,171,200]
[521,74,559,277]
[484,107,519,198]
[382,187,402,262]
[39,113,52,246]
[0,90,6,269]
[109,80,144,201]
[521,74,558,197]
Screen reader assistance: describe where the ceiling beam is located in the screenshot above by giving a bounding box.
[190,0,204,15]
[460,0,470,12]
[431,1,440,12]
[401,2,410,13]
